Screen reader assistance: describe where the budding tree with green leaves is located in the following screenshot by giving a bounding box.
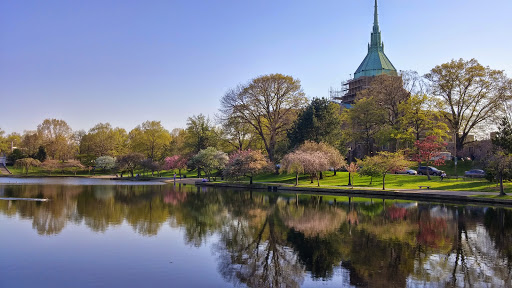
[358,152,412,190]
[425,58,512,153]
[14,158,41,175]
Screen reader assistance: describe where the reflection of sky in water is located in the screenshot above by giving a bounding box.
[0,215,228,288]
[0,177,165,185]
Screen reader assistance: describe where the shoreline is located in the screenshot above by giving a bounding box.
[196,181,512,206]
[2,174,511,205]
[0,174,202,185]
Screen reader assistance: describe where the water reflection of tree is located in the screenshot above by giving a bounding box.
[2,184,512,286]
[166,186,228,246]
[213,192,305,288]
[485,208,512,263]
[410,207,512,287]
[76,186,125,232]
[1,185,80,235]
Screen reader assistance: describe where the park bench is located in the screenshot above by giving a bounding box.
[418,186,431,189]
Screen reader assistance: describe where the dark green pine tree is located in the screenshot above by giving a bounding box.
[492,117,512,153]
[287,98,344,149]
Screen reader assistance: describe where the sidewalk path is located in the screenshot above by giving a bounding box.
[0,165,11,175]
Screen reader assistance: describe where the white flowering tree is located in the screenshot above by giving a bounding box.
[95,156,116,172]
[190,147,229,181]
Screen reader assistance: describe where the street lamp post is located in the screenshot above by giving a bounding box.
[348,147,352,186]
[454,130,458,178]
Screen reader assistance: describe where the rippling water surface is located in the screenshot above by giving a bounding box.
[0,178,511,287]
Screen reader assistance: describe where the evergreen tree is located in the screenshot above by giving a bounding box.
[492,117,512,154]
[288,98,343,149]
[33,146,47,162]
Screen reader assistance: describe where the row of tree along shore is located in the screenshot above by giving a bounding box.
[2,58,512,194]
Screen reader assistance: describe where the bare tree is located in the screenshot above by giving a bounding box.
[400,70,429,95]
[357,74,410,128]
[220,74,308,163]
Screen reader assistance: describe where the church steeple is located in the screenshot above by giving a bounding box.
[370,0,382,51]
[353,0,397,79]
[373,0,379,30]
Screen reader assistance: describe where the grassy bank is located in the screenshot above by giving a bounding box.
[252,170,507,193]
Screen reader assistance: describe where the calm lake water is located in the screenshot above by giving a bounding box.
[1,178,511,288]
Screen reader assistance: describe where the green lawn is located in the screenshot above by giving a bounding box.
[251,170,507,193]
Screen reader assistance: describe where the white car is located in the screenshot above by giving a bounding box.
[396,169,417,175]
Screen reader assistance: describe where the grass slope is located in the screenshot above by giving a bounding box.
[252,170,506,193]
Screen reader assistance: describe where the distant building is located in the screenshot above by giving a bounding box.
[334,0,398,106]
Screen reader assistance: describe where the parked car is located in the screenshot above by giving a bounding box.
[395,169,417,175]
[464,169,485,178]
[417,166,445,176]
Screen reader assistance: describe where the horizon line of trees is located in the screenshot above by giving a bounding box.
[1,58,512,187]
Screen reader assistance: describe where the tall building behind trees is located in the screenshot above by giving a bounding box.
[334,0,398,107]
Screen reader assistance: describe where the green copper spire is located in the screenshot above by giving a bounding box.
[354,0,397,79]
[370,0,382,50]
[374,0,379,30]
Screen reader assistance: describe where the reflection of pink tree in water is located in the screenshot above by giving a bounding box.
[164,190,187,205]
[386,206,407,221]
[417,217,448,248]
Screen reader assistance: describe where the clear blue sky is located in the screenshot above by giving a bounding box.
[2,0,511,134]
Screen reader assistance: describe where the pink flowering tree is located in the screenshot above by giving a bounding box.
[280,151,306,186]
[303,151,330,186]
[413,135,447,180]
[164,155,188,178]
[297,141,346,177]
[344,162,359,186]
[281,150,329,187]
[223,149,270,184]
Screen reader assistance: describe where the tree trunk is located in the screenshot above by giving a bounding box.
[499,173,506,196]
[317,175,320,187]
[295,173,298,186]
[382,173,386,190]
[319,171,323,180]
[249,176,253,185]
[334,169,337,176]
[348,172,352,186]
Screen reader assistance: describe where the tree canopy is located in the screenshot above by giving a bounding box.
[288,97,344,149]
[220,73,308,163]
[426,58,512,152]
